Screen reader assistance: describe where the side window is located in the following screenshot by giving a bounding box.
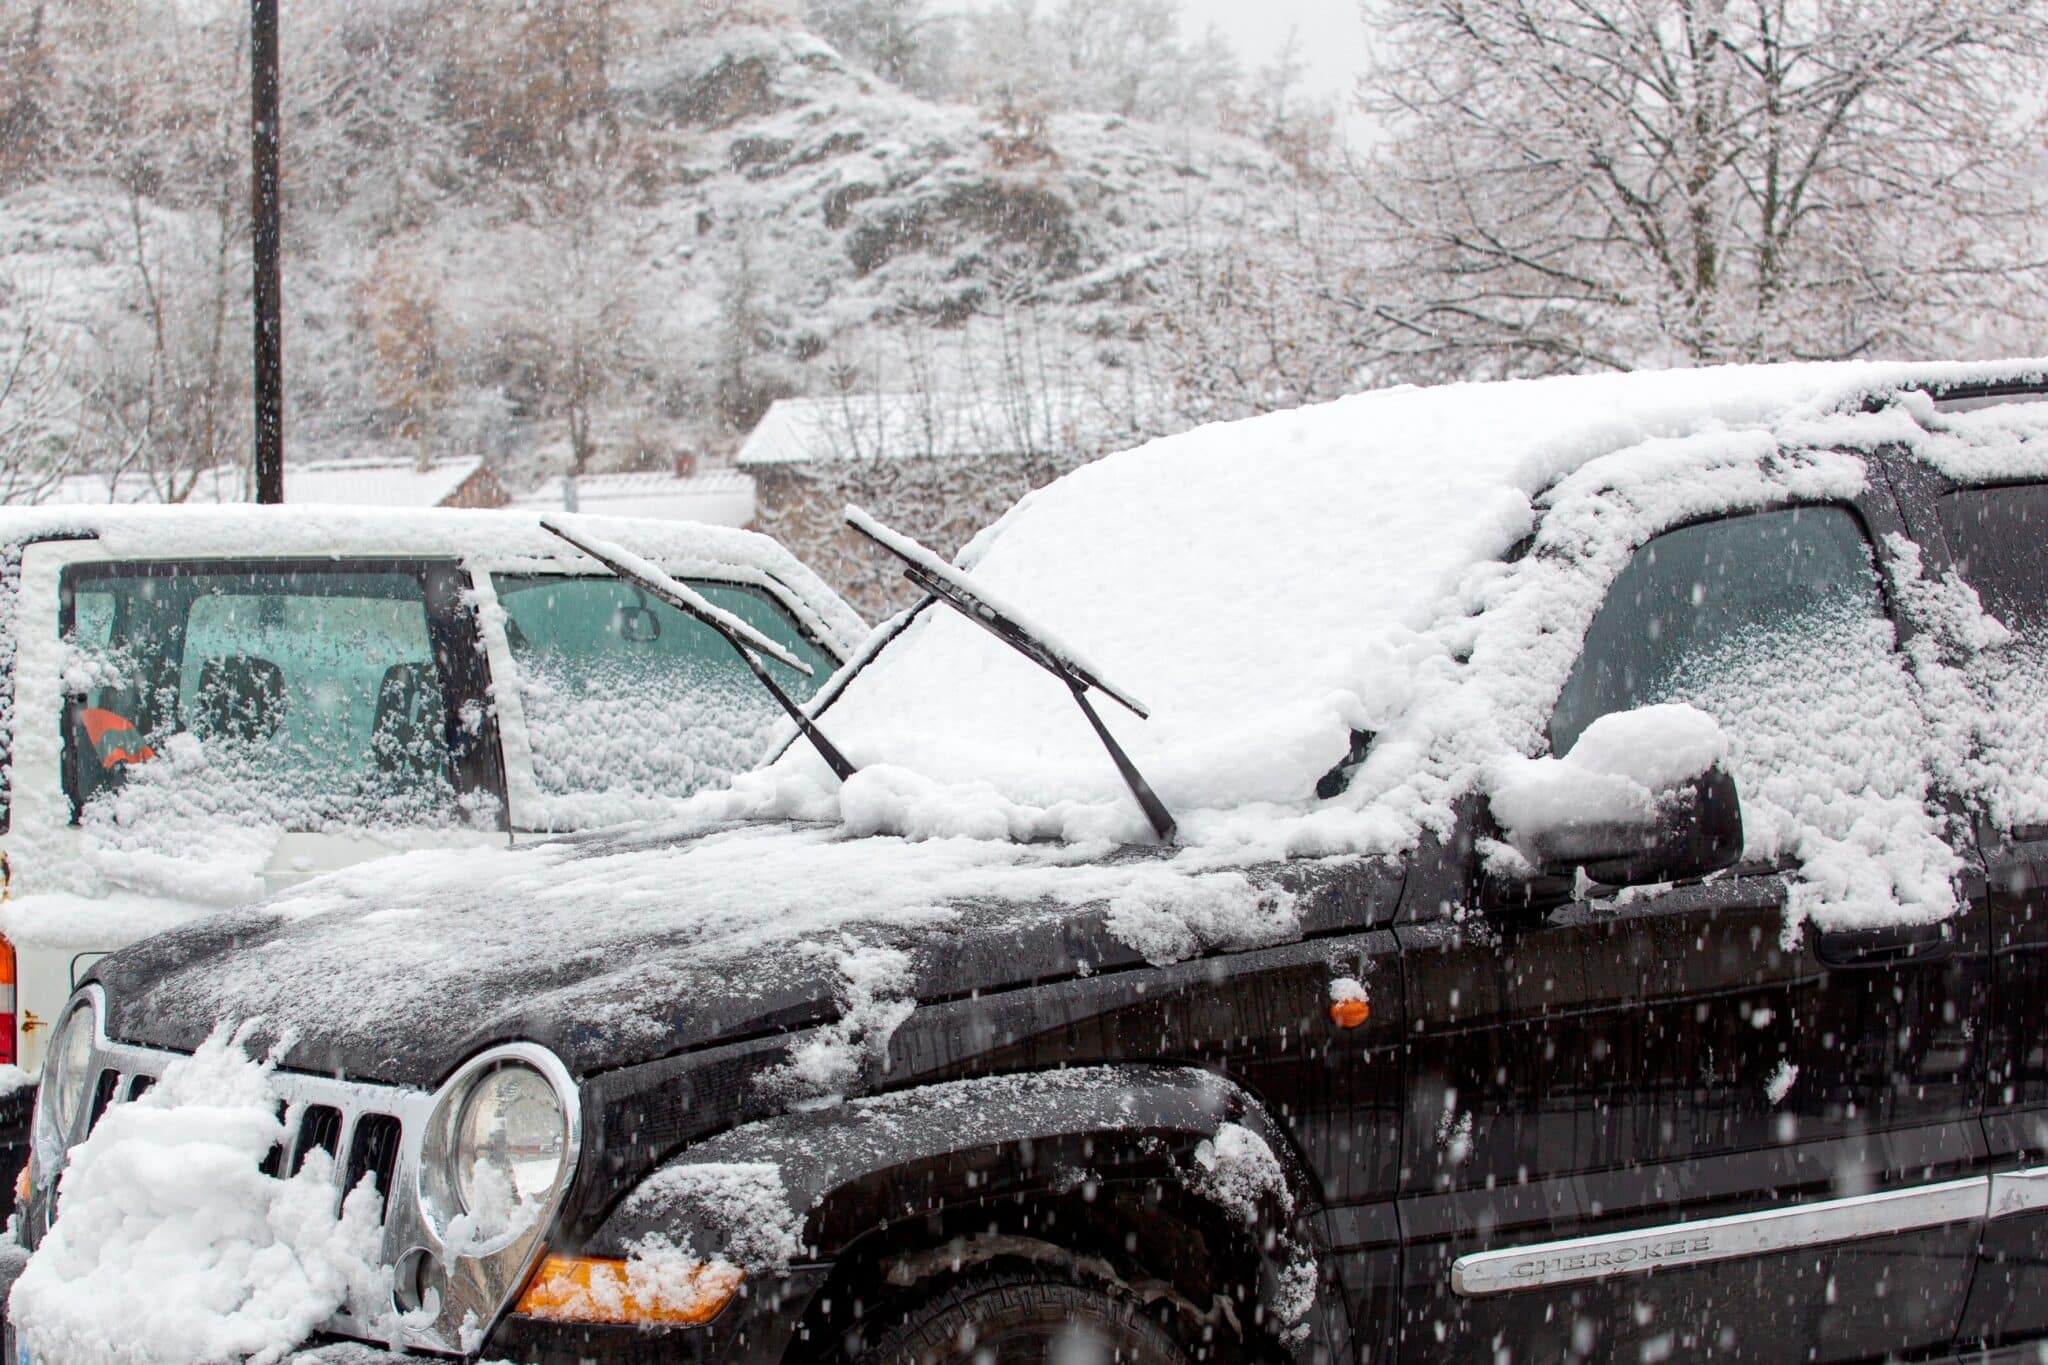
[493,574,835,825]
[1936,484,2048,831]
[1552,506,1930,864]
[60,563,470,837]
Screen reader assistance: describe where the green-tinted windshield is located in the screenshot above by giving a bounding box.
[493,574,834,826]
[60,563,464,834]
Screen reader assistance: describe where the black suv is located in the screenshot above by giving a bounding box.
[15,364,2048,1365]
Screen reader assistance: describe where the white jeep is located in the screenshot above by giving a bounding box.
[0,506,864,1104]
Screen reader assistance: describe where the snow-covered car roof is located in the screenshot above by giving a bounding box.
[0,504,868,655]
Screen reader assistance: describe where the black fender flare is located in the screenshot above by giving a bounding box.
[584,1064,1338,1357]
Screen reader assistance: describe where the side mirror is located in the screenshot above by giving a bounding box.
[1488,703,1744,891]
[614,605,661,643]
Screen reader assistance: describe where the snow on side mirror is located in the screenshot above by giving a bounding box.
[1487,703,1744,890]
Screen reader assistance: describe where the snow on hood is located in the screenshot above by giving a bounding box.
[91,822,1357,1085]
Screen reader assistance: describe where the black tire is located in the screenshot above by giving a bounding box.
[863,1270,1191,1365]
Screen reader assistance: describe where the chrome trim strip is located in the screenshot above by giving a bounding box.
[1990,1166,2048,1218]
[1451,1177,1988,1296]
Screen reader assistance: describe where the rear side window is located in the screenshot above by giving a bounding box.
[494,574,834,827]
[1936,484,2048,832]
[1938,485,2048,630]
[60,562,493,842]
[1552,506,1935,871]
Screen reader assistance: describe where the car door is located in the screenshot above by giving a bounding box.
[1903,473,2048,1349]
[1395,499,1988,1364]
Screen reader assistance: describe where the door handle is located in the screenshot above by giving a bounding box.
[1816,921,1953,969]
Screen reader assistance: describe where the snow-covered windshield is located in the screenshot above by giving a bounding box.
[63,563,474,840]
[496,573,835,828]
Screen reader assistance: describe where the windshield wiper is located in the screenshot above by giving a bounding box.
[846,506,1174,841]
[540,517,858,782]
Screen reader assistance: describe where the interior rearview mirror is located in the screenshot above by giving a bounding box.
[614,605,661,643]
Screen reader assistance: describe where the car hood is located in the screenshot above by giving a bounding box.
[87,819,1402,1089]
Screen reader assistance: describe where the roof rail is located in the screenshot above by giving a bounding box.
[1862,376,2048,413]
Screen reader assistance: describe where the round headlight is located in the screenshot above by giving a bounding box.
[44,1001,97,1138]
[451,1063,565,1234]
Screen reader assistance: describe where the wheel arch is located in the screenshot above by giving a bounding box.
[580,1064,1342,1364]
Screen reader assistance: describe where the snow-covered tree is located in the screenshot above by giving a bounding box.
[949,0,1239,127]
[1354,0,2048,375]
[0,301,84,504]
[804,0,938,91]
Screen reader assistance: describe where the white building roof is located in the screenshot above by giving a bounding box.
[514,468,756,528]
[38,458,489,509]
[280,457,491,508]
[736,389,1169,467]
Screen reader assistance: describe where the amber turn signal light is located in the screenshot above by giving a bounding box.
[515,1252,743,1326]
[1329,998,1370,1029]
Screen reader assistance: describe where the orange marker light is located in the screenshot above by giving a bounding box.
[1329,998,1370,1029]
[515,1252,743,1326]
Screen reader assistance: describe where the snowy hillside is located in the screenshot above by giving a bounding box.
[0,3,1335,503]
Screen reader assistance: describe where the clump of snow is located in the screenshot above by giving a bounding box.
[617,1162,805,1272]
[1327,977,1368,1007]
[1766,1061,1800,1106]
[1184,1122,1291,1226]
[1104,871,1299,966]
[758,943,918,1107]
[1487,704,1725,858]
[1436,1109,1474,1165]
[11,1028,387,1365]
[1180,1123,1317,1330]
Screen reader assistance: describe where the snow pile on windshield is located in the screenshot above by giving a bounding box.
[11,1030,388,1365]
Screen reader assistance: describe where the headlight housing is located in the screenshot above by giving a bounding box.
[422,1059,568,1249]
[43,997,99,1142]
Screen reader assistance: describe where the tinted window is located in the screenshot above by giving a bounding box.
[1550,503,1947,880]
[1552,507,1885,754]
[1937,485,2048,831]
[1938,485,2048,629]
[60,564,468,835]
[494,574,834,826]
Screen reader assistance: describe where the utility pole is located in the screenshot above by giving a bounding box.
[251,0,283,503]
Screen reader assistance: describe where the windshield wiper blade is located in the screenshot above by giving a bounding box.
[540,517,858,782]
[846,505,1174,841]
